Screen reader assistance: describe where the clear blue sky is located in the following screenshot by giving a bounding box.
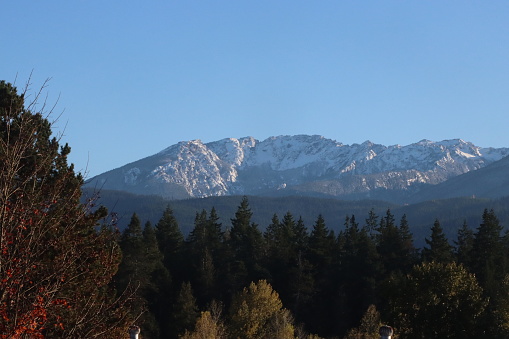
[2,1,508,177]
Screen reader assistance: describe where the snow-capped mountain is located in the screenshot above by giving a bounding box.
[84,135,509,202]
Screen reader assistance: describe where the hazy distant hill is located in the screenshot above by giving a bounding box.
[84,135,509,203]
[408,155,509,203]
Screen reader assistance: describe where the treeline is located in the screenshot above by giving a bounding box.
[114,196,509,339]
[83,187,509,247]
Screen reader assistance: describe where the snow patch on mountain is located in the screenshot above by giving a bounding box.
[124,167,141,185]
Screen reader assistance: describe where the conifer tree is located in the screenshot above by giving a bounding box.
[293,216,309,251]
[287,215,313,320]
[364,208,379,239]
[226,197,267,291]
[188,210,208,245]
[142,221,171,339]
[343,214,360,259]
[117,213,145,289]
[186,210,217,305]
[470,209,509,336]
[337,215,381,335]
[471,209,506,292]
[117,213,144,292]
[398,214,418,271]
[264,213,281,246]
[280,211,297,251]
[306,214,336,336]
[172,282,199,338]
[376,209,401,274]
[264,211,311,318]
[205,207,226,301]
[308,214,334,273]
[154,206,184,337]
[422,218,454,263]
[265,212,296,288]
[116,215,163,337]
[206,207,224,257]
[156,205,184,282]
[0,80,133,337]
[455,220,474,267]
[143,221,170,293]
[376,210,416,275]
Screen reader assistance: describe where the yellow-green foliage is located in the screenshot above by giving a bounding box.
[229,280,295,339]
[180,311,226,339]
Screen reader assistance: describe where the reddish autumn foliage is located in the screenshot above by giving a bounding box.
[0,80,135,338]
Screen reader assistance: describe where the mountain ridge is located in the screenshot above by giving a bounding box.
[84,135,509,203]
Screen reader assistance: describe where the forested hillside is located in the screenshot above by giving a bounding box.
[83,188,509,247]
[114,196,509,338]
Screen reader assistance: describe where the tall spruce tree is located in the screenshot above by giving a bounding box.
[264,212,296,292]
[287,215,313,320]
[116,214,162,337]
[308,214,334,274]
[455,220,474,267]
[306,214,336,336]
[471,209,506,292]
[117,213,144,290]
[264,213,281,247]
[206,207,224,257]
[336,215,381,336]
[186,210,217,305]
[376,209,401,274]
[365,208,379,239]
[470,209,509,337]
[398,214,418,271]
[293,216,309,251]
[422,218,454,263]
[226,197,267,292]
[264,211,310,318]
[376,210,416,275]
[156,205,184,283]
[142,221,170,296]
[142,221,171,339]
[172,282,199,338]
[153,206,184,337]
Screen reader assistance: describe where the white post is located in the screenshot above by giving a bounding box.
[129,325,140,339]
[379,325,393,339]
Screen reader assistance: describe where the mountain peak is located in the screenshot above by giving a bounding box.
[85,135,509,202]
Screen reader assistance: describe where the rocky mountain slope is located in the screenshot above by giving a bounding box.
[84,135,509,203]
[407,153,509,202]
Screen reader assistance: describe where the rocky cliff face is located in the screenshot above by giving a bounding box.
[84,135,509,202]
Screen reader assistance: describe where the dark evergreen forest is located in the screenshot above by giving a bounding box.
[83,188,509,247]
[114,196,509,339]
